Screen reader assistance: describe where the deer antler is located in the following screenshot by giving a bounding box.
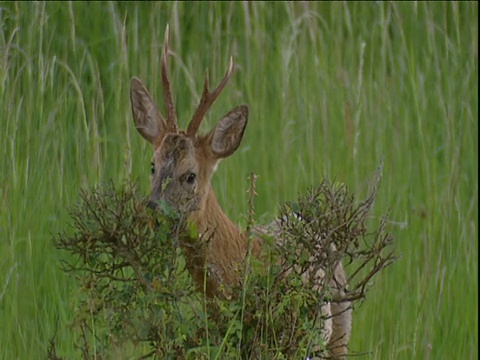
[187,56,234,136]
[161,25,178,133]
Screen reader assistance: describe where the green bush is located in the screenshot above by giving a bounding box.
[51,172,394,359]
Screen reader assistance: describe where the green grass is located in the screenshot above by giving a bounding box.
[0,2,477,359]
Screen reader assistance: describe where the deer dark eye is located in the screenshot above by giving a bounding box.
[151,162,155,175]
[185,172,196,184]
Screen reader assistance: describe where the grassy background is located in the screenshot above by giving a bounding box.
[0,2,477,359]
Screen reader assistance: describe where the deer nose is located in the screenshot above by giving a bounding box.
[146,200,159,210]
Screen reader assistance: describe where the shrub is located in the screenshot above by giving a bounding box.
[50,171,395,359]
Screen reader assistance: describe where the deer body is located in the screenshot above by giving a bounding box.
[130,27,351,358]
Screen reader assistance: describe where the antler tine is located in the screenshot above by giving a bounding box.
[187,56,234,136]
[161,24,178,132]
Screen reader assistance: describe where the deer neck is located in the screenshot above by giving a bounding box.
[181,184,250,297]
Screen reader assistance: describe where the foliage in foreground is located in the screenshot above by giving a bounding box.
[50,172,395,359]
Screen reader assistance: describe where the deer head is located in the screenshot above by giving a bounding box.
[130,27,248,218]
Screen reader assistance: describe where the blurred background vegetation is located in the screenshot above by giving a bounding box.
[0,2,477,359]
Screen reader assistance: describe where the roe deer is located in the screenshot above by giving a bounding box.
[130,27,351,359]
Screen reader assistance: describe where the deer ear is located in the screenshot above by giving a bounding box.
[208,105,248,158]
[130,77,166,144]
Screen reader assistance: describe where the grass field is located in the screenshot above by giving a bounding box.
[0,2,477,359]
